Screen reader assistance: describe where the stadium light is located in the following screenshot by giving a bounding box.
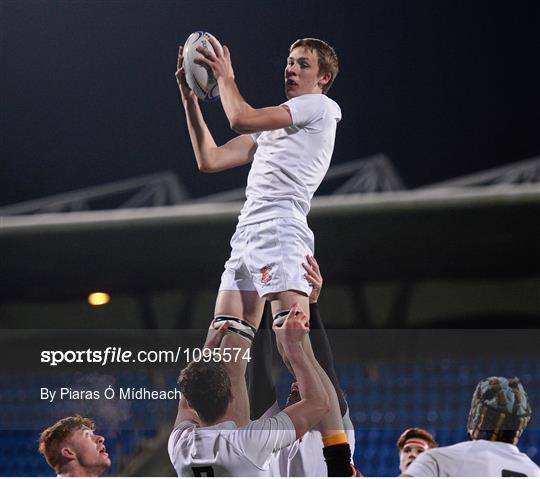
[88,292,110,306]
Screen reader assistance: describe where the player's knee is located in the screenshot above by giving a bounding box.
[214,315,257,344]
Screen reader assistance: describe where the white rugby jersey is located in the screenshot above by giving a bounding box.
[406,439,540,477]
[168,411,296,477]
[239,94,341,226]
[268,405,356,477]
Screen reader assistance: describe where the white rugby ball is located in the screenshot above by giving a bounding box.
[183,31,222,102]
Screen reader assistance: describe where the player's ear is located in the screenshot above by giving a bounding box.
[318,72,331,89]
[60,445,76,460]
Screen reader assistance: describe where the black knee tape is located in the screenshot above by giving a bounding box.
[214,315,256,343]
[272,310,290,327]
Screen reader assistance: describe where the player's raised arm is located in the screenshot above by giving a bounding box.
[172,320,231,428]
[274,304,330,439]
[195,38,293,134]
[175,46,257,172]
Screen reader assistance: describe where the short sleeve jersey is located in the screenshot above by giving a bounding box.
[406,440,540,477]
[238,94,341,226]
[168,411,296,477]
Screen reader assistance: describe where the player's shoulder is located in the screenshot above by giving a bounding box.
[240,410,295,432]
[409,440,540,477]
[170,420,197,437]
[482,441,540,467]
[321,93,340,109]
[320,94,341,118]
[424,440,538,468]
[287,93,340,109]
[234,411,295,450]
[425,439,474,459]
[283,94,341,125]
[472,441,540,474]
[413,441,469,466]
[405,441,465,476]
[168,420,198,457]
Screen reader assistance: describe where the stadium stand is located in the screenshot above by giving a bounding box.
[1,357,538,476]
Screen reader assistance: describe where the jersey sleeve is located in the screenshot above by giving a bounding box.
[282,95,327,128]
[259,400,281,420]
[250,131,262,143]
[167,421,196,461]
[405,450,440,476]
[236,411,296,469]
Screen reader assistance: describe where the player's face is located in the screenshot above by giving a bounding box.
[67,427,111,473]
[399,443,426,473]
[285,47,327,99]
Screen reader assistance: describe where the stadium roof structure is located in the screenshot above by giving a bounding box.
[1,193,538,299]
[1,156,539,300]
[0,154,401,215]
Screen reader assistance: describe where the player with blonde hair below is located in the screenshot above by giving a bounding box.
[396,428,437,474]
[403,377,539,476]
[38,415,110,477]
[175,35,352,474]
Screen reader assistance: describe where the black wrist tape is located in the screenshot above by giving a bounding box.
[323,443,354,477]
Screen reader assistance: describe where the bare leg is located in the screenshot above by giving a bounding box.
[266,290,309,319]
[267,291,309,370]
[215,290,266,329]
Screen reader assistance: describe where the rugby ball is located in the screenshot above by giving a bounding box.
[183,31,222,102]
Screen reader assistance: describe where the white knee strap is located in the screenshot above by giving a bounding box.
[214,315,257,343]
[272,309,290,328]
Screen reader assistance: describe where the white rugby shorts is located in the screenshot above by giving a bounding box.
[219,218,314,296]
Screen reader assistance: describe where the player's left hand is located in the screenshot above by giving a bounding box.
[274,303,310,343]
[203,319,230,350]
[195,37,234,82]
[284,382,301,408]
[303,255,323,304]
[176,46,197,102]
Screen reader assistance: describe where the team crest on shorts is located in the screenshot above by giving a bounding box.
[260,265,273,285]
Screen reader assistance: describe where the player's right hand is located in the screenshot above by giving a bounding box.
[304,255,323,304]
[195,36,234,82]
[203,318,230,350]
[175,46,196,102]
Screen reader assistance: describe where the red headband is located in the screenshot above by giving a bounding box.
[403,438,429,449]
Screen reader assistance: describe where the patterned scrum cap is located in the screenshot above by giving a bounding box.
[467,377,532,444]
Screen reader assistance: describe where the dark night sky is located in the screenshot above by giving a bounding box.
[1,0,539,207]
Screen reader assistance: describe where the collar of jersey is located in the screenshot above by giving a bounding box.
[201,421,237,431]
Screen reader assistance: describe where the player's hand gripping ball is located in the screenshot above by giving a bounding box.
[182,31,222,102]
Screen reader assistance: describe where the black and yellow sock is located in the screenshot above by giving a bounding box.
[322,433,354,477]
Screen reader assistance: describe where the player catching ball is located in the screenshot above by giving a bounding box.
[175,36,351,472]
